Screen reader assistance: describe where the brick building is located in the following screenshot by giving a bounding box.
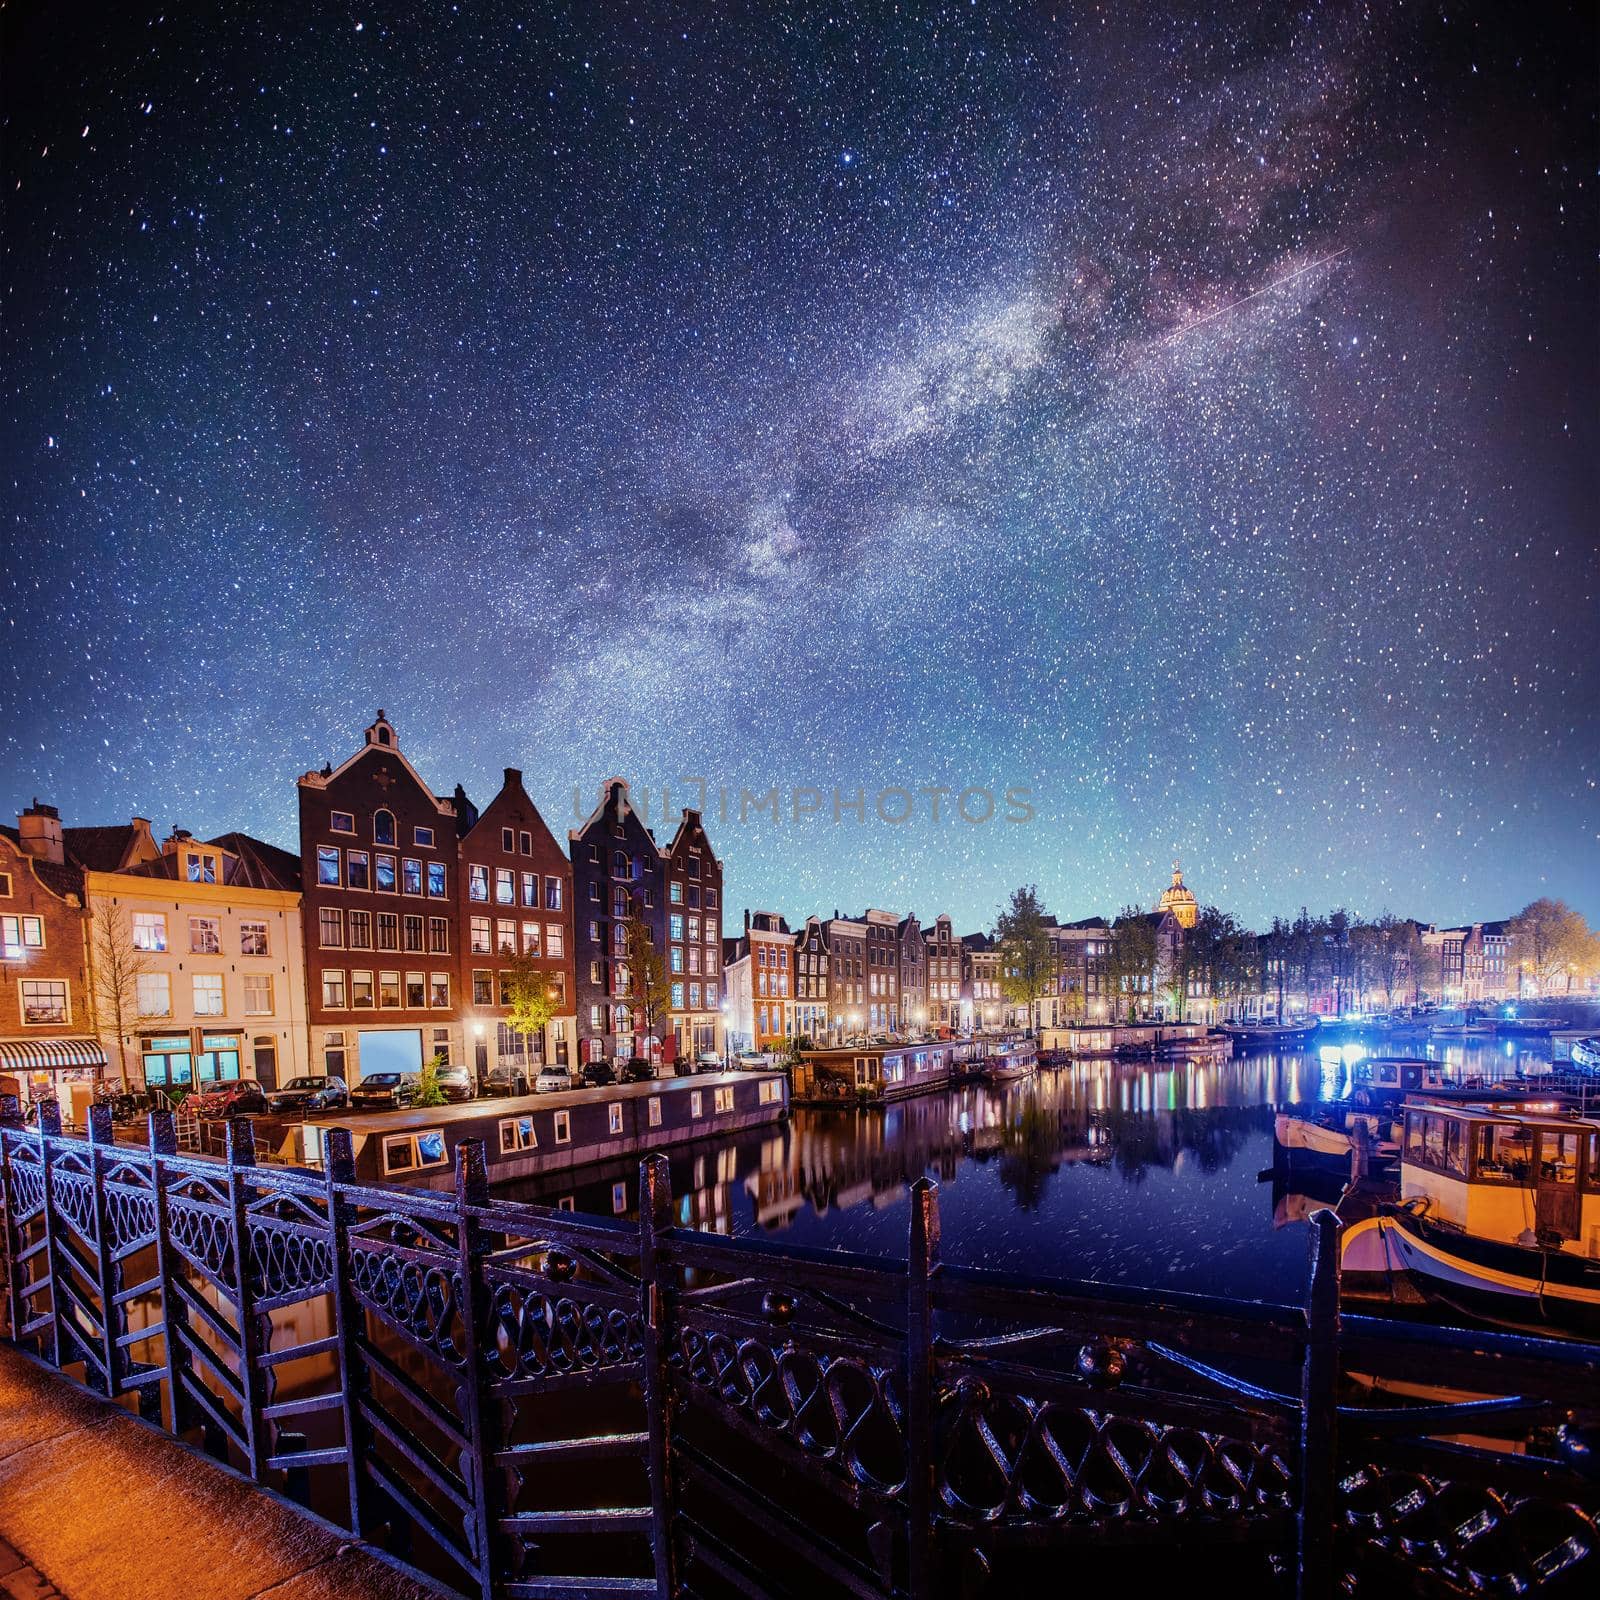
[822,915,867,1041]
[458,768,574,1082]
[297,712,465,1083]
[792,916,829,1041]
[860,909,901,1032]
[924,914,961,1030]
[664,810,723,1062]
[897,913,926,1033]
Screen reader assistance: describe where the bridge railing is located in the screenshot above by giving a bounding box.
[1,1096,1595,1600]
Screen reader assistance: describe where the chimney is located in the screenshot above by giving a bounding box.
[744,909,751,932]
[17,801,64,865]
[504,767,522,787]
[163,827,194,854]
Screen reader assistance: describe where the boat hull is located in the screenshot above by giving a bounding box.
[1341,1213,1600,1338]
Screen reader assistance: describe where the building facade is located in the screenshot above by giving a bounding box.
[297,712,464,1083]
[458,768,575,1081]
[960,932,1005,1032]
[897,913,925,1033]
[664,810,724,1062]
[823,916,867,1040]
[744,910,792,1049]
[793,916,829,1041]
[924,914,961,1030]
[88,830,310,1093]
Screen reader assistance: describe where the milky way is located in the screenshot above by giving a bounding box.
[3,2,1595,929]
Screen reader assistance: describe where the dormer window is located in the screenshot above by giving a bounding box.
[186,852,217,884]
[374,809,396,846]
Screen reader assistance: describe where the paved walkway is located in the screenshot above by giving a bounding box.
[0,1346,455,1600]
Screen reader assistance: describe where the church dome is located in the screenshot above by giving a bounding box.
[1159,861,1198,929]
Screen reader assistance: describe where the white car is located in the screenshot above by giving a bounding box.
[535,1066,574,1093]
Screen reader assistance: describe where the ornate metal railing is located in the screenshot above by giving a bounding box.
[1,1096,1595,1599]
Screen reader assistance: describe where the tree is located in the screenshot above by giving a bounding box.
[502,950,557,1057]
[621,906,672,1053]
[1367,913,1410,1009]
[87,905,150,1087]
[994,885,1052,1034]
[1261,917,1290,1018]
[1508,899,1595,997]
[1106,909,1159,1022]
[414,1052,449,1108]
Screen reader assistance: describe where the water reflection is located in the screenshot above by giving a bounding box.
[500,1040,1561,1305]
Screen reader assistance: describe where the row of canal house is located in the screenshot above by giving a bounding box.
[0,712,726,1104]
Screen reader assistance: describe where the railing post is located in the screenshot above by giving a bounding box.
[905,1176,941,1600]
[322,1127,373,1539]
[1298,1208,1342,1600]
[148,1109,191,1438]
[36,1099,63,1371]
[453,1140,498,1600]
[639,1153,679,1598]
[0,1095,25,1343]
[86,1105,121,1398]
[225,1118,269,1480]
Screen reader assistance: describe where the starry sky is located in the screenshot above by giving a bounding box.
[3,1,1596,932]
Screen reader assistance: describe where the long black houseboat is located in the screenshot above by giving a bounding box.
[281,1069,788,1189]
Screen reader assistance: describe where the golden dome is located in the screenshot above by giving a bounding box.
[1158,861,1198,929]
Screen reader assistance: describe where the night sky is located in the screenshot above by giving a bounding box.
[4,2,1596,931]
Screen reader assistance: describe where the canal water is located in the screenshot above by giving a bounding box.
[500,1038,1567,1306]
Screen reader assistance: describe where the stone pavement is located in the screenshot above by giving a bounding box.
[0,1345,456,1600]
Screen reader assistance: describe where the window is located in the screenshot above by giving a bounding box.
[348,909,372,948]
[403,858,422,895]
[347,850,370,890]
[470,865,489,902]
[498,970,513,1005]
[589,882,600,902]
[381,1130,447,1176]
[689,982,701,1008]
[613,887,630,918]
[473,970,493,1005]
[588,920,600,944]
[759,1078,782,1105]
[502,827,515,853]
[317,846,341,886]
[689,1091,703,1118]
[0,873,8,897]
[553,1110,571,1145]
[545,877,562,911]
[131,912,166,952]
[522,922,542,956]
[608,1102,624,1135]
[670,914,684,942]
[547,925,564,959]
[351,971,374,1008]
[714,1086,733,1113]
[471,915,492,954]
[377,912,399,951]
[705,983,717,1007]
[1,914,45,957]
[521,871,537,907]
[495,868,515,905]
[499,1115,537,1154]
[427,862,447,898]
[405,972,426,1008]
[323,971,347,1008]
[415,825,435,848]
[379,971,401,1009]
[190,916,221,955]
[648,1096,662,1127]
[331,811,355,833]
[20,979,69,1025]
[243,974,273,1015]
[186,851,217,884]
[240,921,268,956]
[404,914,424,952]
[374,809,396,846]
[375,854,397,892]
[193,974,224,1016]
[497,919,517,955]
[589,1004,603,1030]
[428,916,449,953]
[707,888,717,909]
[670,882,682,905]
[136,972,170,1017]
[430,972,450,1008]
[324,1031,346,1074]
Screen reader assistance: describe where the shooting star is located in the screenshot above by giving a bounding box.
[1164,248,1350,345]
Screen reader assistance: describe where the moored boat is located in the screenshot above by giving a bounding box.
[1570,1036,1600,1073]
[1340,1097,1600,1337]
[1223,1016,1320,1050]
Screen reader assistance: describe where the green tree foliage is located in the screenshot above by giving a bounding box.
[413,1051,449,1108]
[622,905,672,1047]
[994,884,1053,1031]
[503,949,557,1045]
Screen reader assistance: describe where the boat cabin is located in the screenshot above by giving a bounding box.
[796,1039,977,1104]
[1398,1100,1600,1253]
[1352,1058,1447,1101]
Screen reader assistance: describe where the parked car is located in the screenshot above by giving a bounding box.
[349,1072,420,1111]
[580,1061,616,1088]
[435,1064,476,1103]
[734,1052,769,1072]
[534,1065,573,1093]
[267,1076,349,1115]
[696,1051,724,1073]
[621,1056,655,1083]
[190,1080,269,1120]
[481,1065,530,1098]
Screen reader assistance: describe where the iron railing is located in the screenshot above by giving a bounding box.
[0,1095,1595,1598]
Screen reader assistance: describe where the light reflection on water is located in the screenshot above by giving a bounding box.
[501,1039,1562,1306]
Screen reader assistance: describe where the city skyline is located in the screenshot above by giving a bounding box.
[4,4,1596,933]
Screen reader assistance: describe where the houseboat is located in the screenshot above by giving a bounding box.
[1221,1016,1319,1050]
[283,1069,789,1190]
[1341,1099,1600,1337]
[792,1039,977,1106]
[953,1036,1038,1084]
[1038,1023,1227,1062]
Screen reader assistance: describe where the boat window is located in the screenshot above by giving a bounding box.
[1422,1114,1446,1170]
[1585,1133,1600,1194]
[381,1130,448,1176]
[1474,1123,1532,1185]
[1445,1119,1468,1178]
[498,1116,536,1155]
[1540,1131,1580,1185]
[1405,1113,1424,1161]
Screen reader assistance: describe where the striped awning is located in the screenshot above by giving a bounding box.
[0,1037,109,1072]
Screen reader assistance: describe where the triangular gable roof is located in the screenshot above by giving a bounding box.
[664,807,718,864]
[0,826,85,903]
[301,712,455,817]
[462,769,564,858]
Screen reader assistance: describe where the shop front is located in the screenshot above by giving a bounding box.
[0,1036,108,1111]
[139,1030,245,1093]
